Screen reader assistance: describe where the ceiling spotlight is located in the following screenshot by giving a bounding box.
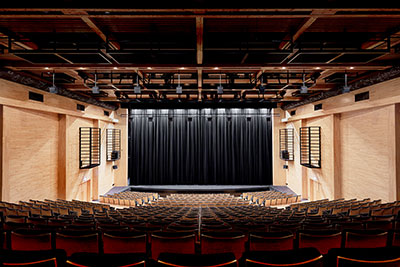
[44,67,50,70]
[147,67,152,70]
[315,67,321,70]
[48,72,58,93]
[134,73,141,94]
[281,67,286,70]
[179,67,185,70]
[213,67,219,70]
[79,67,86,70]
[342,73,351,93]
[176,73,182,94]
[349,67,354,70]
[217,73,223,94]
[113,67,118,70]
[91,73,100,94]
[300,73,308,94]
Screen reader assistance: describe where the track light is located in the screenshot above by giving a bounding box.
[134,73,141,94]
[92,73,100,94]
[48,72,58,93]
[176,73,182,94]
[342,73,351,93]
[217,73,223,94]
[300,73,308,94]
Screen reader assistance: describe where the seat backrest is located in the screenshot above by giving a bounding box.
[56,231,99,256]
[102,232,146,254]
[151,232,196,260]
[11,230,52,251]
[345,230,388,248]
[249,231,294,252]
[200,232,247,260]
[298,230,342,254]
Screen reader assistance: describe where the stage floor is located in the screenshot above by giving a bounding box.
[128,185,271,193]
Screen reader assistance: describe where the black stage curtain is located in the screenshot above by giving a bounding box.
[128,109,272,185]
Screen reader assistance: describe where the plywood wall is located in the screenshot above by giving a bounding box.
[0,78,128,203]
[274,76,400,202]
[340,106,393,202]
[2,106,59,202]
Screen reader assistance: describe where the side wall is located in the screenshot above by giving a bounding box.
[0,78,128,202]
[273,77,400,202]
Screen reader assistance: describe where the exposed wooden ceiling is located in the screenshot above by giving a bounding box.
[0,8,399,108]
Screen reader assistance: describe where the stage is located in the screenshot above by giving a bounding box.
[104,185,297,196]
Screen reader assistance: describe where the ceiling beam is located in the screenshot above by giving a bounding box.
[279,10,336,50]
[5,62,390,72]
[196,17,204,65]
[362,30,400,49]
[80,16,121,50]
[0,32,38,50]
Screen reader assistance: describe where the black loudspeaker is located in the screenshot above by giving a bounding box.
[112,165,118,170]
[111,151,120,160]
[280,150,290,160]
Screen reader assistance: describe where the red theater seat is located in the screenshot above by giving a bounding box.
[201,231,246,260]
[298,229,342,254]
[151,231,196,260]
[10,229,52,251]
[249,231,294,251]
[344,229,388,248]
[102,231,146,254]
[56,230,99,256]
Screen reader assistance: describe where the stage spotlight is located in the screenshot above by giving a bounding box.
[310,71,321,82]
[134,73,141,94]
[217,73,223,94]
[92,73,100,94]
[259,75,265,93]
[48,72,58,93]
[300,73,308,94]
[176,73,182,94]
[342,73,351,93]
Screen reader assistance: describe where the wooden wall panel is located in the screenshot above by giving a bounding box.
[2,106,58,202]
[286,120,303,195]
[339,106,393,202]
[306,115,335,201]
[65,116,94,201]
[113,109,128,187]
[98,121,115,196]
[272,108,287,186]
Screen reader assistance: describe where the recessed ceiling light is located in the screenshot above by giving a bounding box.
[281,67,286,70]
[79,67,86,70]
[315,67,321,70]
[113,67,118,70]
[179,67,185,70]
[44,67,49,70]
[349,67,354,70]
[147,67,152,70]
[213,67,219,70]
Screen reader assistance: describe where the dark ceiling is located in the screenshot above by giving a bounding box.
[0,8,399,109]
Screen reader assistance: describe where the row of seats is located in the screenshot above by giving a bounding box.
[0,199,110,218]
[99,190,299,208]
[151,193,250,207]
[2,247,400,266]
[1,228,400,266]
[100,192,159,206]
[242,191,300,206]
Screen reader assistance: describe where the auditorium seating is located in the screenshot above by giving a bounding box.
[0,196,399,266]
[242,191,300,206]
[100,192,158,206]
[100,190,299,208]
